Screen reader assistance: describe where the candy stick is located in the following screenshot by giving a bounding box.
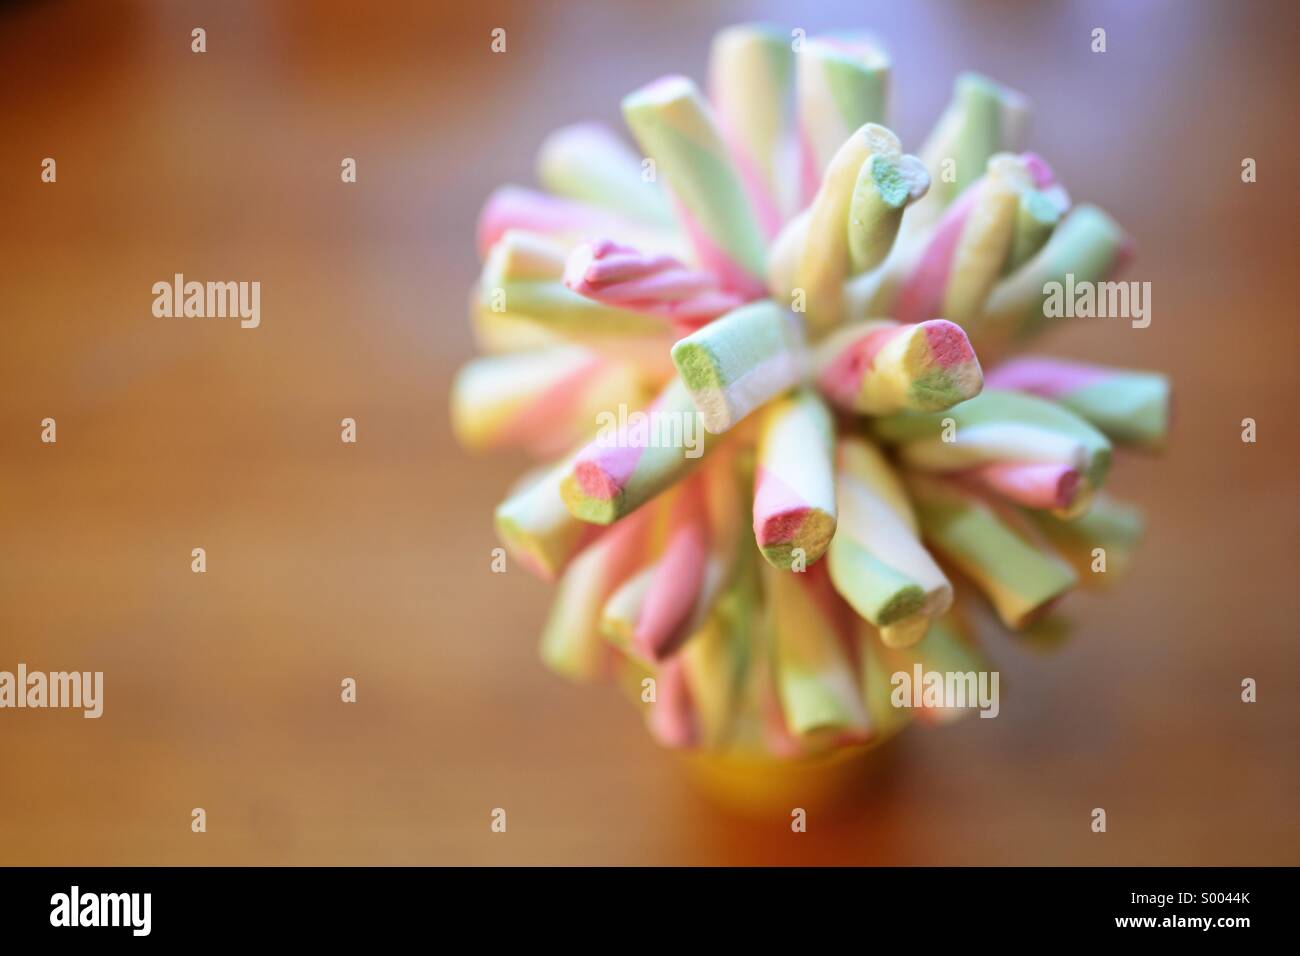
[559,377,711,524]
[622,75,770,296]
[764,561,870,740]
[768,124,928,334]
[872,389,1112,517]
[563,239,746,330]
[795,33,890,206]
[1028,493,1144,586]
[895,153,1065,327]
[828,438,952,648]
[536,122,675,227]
[708,23,795,235]
[985,356,1170,449]
[910,72,1030,230]
[480,232,672,339]
[979,204,1130,349]
[752,390,837,569]
[857,621,914,739]
[647,656,699,748]
[966,461,1081,511]
[905,473,1076,629]
[814,318,982,415]
[494,459,604,581]
[451,346,647,456]
[632,475,709,661]
[539,505,654,680]
[679,601,745,750]
[869,605,990,726]
[670,300,805,434]
[600,564,657,651]
[476,186,680,259]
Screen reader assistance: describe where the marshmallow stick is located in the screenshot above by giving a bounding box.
[564,239,746,330]
[764,561,870,741]
[985,356,1170,449]
[910,73,1030,231]
[752,390,837,569]
[536,123,675,227]
[671,300,805,434]
[814,318,982,415]
[967,462,1081,512]
[540,505,655,680]
[622,75,770,296]
[768,124,928,334]
[476,186,680,259]
[867,606,990,726]
[828,438,952,649]
[979,204,1130,349]
[633,475,710,661]
[905,473,1076,630]
[451,346,647,457]
[796,33,890,207]
[895,153,1066,328]
[1028,493,1144,586]
[872,389,1112,518]
[647,656,699,748]
[560,377,712,524]
[494,460,603,581]
[709,23,795,235]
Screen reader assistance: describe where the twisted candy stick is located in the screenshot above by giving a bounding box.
[709,23,795,235]
[905,473,1076,630]
[622,75,770,297]
[814,318,982,415]
[828,438,952,649]
[796,32,890,207]
[536,122,675,228]
[563,239,746,330]
[985,357,1168,450]
[894,152,1068,328]
[768,123,928,334]
[752,389,837,570]
[451,346,647,456]
[671,300,805,435]
[560,377,713,524]
[873,389,1111,518]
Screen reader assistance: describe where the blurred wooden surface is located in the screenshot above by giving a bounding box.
[1,0,1297,864]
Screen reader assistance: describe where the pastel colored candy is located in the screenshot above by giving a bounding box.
[622,75,770,296]
[671,300,806,435]
[814,318,982,415]
[494,460,603,581]
[541,506,655,680]
[1028,493,1144,586]
[911,72,1030,231]
[476,185,680,259]
[895,152,1066,328]
[768,123,928,334]
[535,122,675,227]
[560,378,712,524]
[905,473,1076,629]
[752,390,837,569]
[451,346,647,457]
[764,561,870,741]
[980,204,1130,349]
[708,23,795,235]
[828,438,952,648]
[985,356,1170,449]
[796,33,890,206]
[563,239,745,331]
[872,388,1112,518]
